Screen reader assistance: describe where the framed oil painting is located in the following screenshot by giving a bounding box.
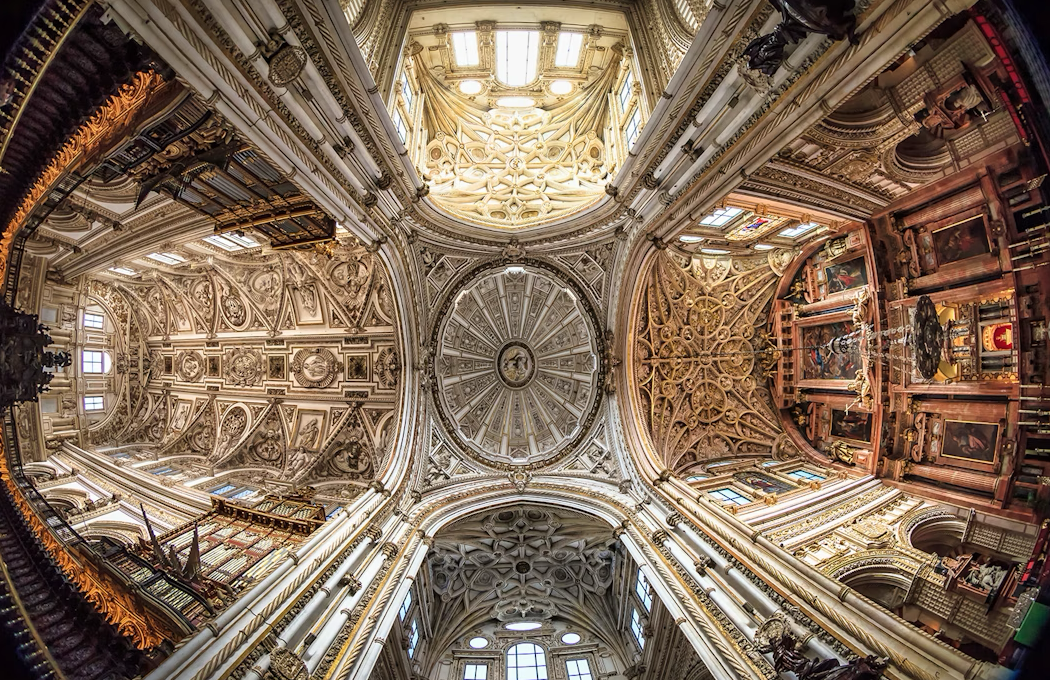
[733,471,795,494]
[825,257,868,294]
[830,409,872,442]
[932,217,990,265]
[800,321,861,381]
[941,420,998,462]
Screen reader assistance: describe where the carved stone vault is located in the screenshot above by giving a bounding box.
[632,250,794,473]
[426,505,619,653]
[85,239,401,501]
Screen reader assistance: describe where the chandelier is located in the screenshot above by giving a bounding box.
[0,299,72,411]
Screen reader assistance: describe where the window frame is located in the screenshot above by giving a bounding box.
[624,108,641,148]
[566,658,594,680]
[82,350,107,374]
[554,31,583,68]
[495,30,540,87]
[618,70,634,112]
[463,662,488,680]
[392,108,408,144]
[399,589,413,621]
[83,312,104,330]
[407,617,420,658]
[634,569,653,611]
[83,395,104,412]
[506,641,548,680]
[787,469,825,482]
[630,607,645,649]
[709,487,751,506]
[451,31,480,67]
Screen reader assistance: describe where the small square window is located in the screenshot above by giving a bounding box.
[146,252,185,265]
[401,79,414,111]
[630,608,645,649]
[83,313,104,329]
[619,71,633,111]
[83,395,104,412]
[624,109,641,148]
[393,109,408,144]
[452,31,479,66]
[699,207,744,227]
[787,469,825,482]
[464,663,488,680]
[566,659,593,680]
[709,487,750,505]
[82,350,108,374]
[399,590,413,620]
[407,618,420,658]
[635,570,653,611]
[555,32,583,67]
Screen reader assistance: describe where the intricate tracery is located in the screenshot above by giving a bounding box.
[634,251,788,472]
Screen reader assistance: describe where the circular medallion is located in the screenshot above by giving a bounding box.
[432,263,603,469]
[497,342,536,388]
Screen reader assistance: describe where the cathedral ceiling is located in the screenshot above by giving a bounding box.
[425,505,620,657]
[631,249,796,474]
[430,263,604,470]
[400,8,634,230]
[85,240,401,501]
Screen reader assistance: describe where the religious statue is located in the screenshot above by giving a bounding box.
[745,0,858,76]
[758,629,887,680]
[828,440,856,465]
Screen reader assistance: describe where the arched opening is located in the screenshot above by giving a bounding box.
[907,513,966,557]
[507,642,549,680]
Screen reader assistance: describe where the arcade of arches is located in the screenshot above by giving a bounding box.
[0,1,1049,680]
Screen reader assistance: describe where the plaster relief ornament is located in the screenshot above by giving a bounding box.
[176,351,205,382]
[375,346,400,388]
[224,348,264,386]
[432,263,604,469]
[290,348,342,388]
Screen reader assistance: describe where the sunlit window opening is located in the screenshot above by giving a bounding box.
[618,71,633,111]
[630,608,645,648]
[393,109,408,144]
[407,618,420,657]
[146,252,185,265]
[554,32,583,67]
[82,350,110,374]
[566,659,594,680]
[464,664,488,680]
[624,109,641,148]
[496,31,539,86]
[452,31,479,66]
[699,206,743,227]
[83,312,104,329]
[778,221,820,238]
[399,590,413,620]
[635,570,653,611]
[83,395,104,412]
[203,233,259,251]
[108,267,137,276]
[709,487,750,505]
[401,78,414,111]
[788,469,825,482]
[700,248,731,255]
[753,243,776,251]
[507,642,548,680]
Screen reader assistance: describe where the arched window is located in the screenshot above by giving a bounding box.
[507,642,548,680]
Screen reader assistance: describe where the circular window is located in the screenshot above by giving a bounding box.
[561,632,581,645]
[459,80,483,95]
[496,96,535,108]
[468,637,489,649]
[550,80,573,95]
[505,621,542,631]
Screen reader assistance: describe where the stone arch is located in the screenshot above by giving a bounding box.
[899,507,966,557]
[832,554,916,611]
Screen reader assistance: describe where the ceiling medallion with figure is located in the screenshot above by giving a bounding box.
[431,262,604,470]
[291,348,342,389]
